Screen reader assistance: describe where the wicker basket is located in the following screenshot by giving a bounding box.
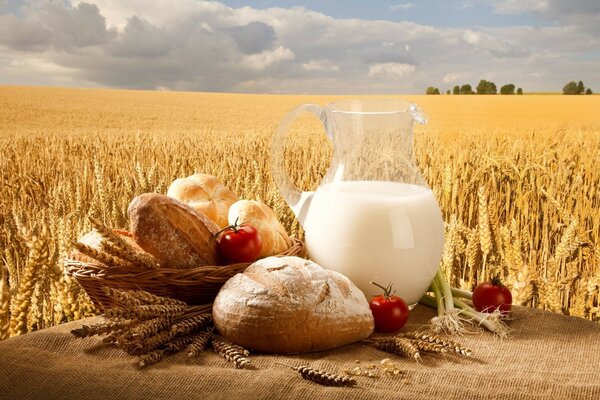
[65,238,306,310]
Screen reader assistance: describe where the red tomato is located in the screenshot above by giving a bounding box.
[368,282,409,333]
[215,218,262,264]
[472,276,512,314]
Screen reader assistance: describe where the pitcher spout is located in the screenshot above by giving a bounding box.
[290,191,315,227]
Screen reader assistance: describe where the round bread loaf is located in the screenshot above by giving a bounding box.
[227,200,292,258]
[167,174,238,228]
[128,193,221,269]
[212,256,374,353]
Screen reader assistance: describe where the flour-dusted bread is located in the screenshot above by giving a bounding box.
[128,193,221,269]
[212,256,374,353]
[167,174,238,228]
[227,200,292,258]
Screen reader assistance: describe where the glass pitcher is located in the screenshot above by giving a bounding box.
[271,99,444,305]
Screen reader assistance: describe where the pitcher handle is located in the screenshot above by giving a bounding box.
[271,104,327,219]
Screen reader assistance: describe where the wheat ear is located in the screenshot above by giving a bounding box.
[89,217,159,269]
[275,363,357,387]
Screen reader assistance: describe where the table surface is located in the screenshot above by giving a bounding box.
[1,305,599,400]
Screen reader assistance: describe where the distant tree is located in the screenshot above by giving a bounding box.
[460,84,474,94]
[500,84,516,94]
[586,88,593,95]
[476,79,497,94]
[563,81,578,94]
[577,80,585,94]
[517,87,523,95]
[476,80,489,94]
[446,89,451,95]
[453,85,460,95]
[426,86,440,95]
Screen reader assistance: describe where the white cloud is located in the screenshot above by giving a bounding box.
[200,22,214,34]
[462,30,481,45]
[462,28,528,57]
[0,0,598,93]
[368,63,415,78]
[487,1,600,35]
[489,0,549,14]
[390,3,415,11]
[9,56,78,75]
[301,60,339,71]
[242,46,295,70]
[0,2,110,51]
[457,1,477,10]
[443,73,460,83]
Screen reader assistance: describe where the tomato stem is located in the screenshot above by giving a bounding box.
[212,217,242,241]
[370,281,396,300]
[490,275,503,286]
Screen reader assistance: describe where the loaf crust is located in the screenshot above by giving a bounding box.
[228,200,292,258]
[212,256,374,353]
[167,174,238,228]
[128,193,221,269]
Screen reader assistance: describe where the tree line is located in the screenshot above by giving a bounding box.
[427,80,522,95]
[427,79,594,95]
[562,81,593,95]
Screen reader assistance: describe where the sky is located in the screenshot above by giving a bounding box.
[0,0,598,94]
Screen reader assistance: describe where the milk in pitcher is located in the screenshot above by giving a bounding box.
[303,180,445,305]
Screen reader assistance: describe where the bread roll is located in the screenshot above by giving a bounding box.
[167,174,238,228]
[212,256,374,353]
[228,200,292,257]
[128,193,221,269]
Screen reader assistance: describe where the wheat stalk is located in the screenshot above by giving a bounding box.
[0,271,10,340]
[9,231,49,336]
[363,337,421,361]
[187,329,213,357]
[477,186,492,279]
[275,363,357,387]
[89,217,159,269]
[212,336,253,369]
[72,241,133,268]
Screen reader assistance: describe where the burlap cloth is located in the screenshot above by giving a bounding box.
[1,305,599,400]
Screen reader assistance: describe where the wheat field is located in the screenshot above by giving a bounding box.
[1,85,599,339]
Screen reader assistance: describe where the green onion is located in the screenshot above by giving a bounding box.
[421,268,508,336]
[450,287,473,300]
